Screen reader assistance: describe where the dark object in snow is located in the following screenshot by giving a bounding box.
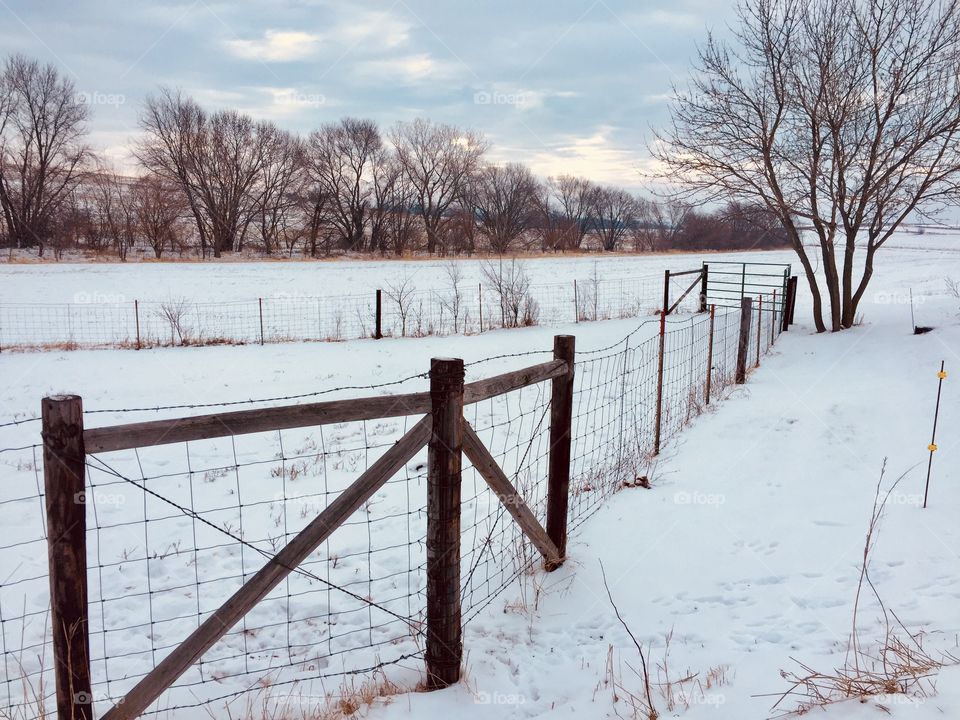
[914,326,934,335]
[623,475,651,489]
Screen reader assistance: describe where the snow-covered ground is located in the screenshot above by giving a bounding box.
[1,232,959,719]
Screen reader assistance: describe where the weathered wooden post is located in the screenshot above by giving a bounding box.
[705,304,716,405]
[736,297,753,384]
[545,335,575,570]
[699,263,708,312]
[662,270,671,315]
[374,289,383,339]
[425,357,465,689]
[793,277,799,324]
[654,310,666,454]
[42,395,93,720]
[756,294,763,367]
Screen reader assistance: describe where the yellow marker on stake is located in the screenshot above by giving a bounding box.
[923,360,947,509]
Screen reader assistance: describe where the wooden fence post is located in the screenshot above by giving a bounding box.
[42,395,93,720]
[258,298,265,345]
[374,289,383,339]
[793,277,799,324]
[426,357,465,689]
[654,310,666,454]
[756,294,762,367]
[134,300,141,350]
[705,304,715,405]
[662,270,670,315]
[699,263,708,312]
[545,335,575,570]
[736,297,753,384]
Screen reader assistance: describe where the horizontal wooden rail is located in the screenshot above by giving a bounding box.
[85,392,433,453]
[100,415,432,720]
[85,360,569,453]
[463,359,566,405]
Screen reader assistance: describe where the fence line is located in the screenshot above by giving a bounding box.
[0,273,669,351]
[0,291,789,719]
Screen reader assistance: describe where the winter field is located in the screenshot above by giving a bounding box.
[0,229,959,719]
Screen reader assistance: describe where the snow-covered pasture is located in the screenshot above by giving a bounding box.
[0,230,959,718]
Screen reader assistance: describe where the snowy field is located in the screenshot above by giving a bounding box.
[1,231,959,719]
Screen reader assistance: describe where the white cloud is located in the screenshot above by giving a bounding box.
[495,126,649,189]
[226,30,321,62]
[354,53,458,85]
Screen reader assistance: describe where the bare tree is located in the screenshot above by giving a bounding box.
[390,118,487,254]
[90,170,137,260]
[0,54,91,254]
[546,175,596,250]
[131,174,186,259]
[634,197,692,251]
[253,128,302,254]
[384,273,417,336]
[473,163,541,254]
[370,151,419,256]
[480,257,539,327]
[137,88,273,258]
[655,0,960,331]
[591,186,637,251]
[304,118,380,252]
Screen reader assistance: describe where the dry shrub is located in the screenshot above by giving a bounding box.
[770,461,958,717]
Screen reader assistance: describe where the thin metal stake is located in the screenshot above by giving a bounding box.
[923,361,947,509]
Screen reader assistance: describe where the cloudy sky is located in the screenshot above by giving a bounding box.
[0,0,734,191]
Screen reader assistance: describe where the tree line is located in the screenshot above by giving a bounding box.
[0,54,788,260]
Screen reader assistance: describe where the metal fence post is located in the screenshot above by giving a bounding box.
[426,357,465,689]
[374,289,383,339]
[258,298,265,345]
[546,335,575,569]
[705,304,715,405]
[736,297,753,384]
[654,310,666,454]
[134,299,141,350]
[42,394,93,720]
[573,279,579,322]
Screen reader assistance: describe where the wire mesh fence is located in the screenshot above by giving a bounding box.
[0,297,787,718]
[0,273,664,352]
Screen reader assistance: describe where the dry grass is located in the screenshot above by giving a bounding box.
[212,670,404,720]
[769,461,958,717]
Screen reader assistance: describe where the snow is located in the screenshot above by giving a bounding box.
[1,232,959,718]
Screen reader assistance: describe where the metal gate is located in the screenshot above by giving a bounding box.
[704,261,791,316]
